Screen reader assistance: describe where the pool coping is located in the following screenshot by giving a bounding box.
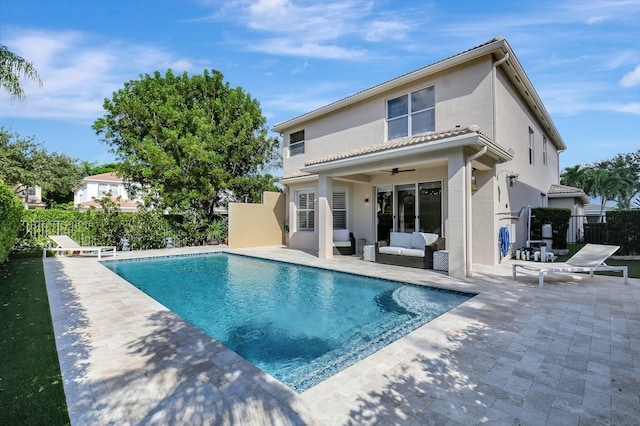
[44,245,640,425]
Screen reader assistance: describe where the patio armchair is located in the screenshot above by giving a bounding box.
[333,229,356,255]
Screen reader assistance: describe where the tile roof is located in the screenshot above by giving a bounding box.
[281,171,316,181]
[304,125,486,167]
[548,184,589,203]
[83,172,122,182]
[78,198,140,209]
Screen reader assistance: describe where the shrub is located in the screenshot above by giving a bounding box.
[23,209,84,222]
[530,207,571,250]
[0,182,24,262]
[606,210,640,255]
[122,210,172,250]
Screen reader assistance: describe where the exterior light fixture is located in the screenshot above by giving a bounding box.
[497,170,519,188]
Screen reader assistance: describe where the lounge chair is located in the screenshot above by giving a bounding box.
[512,243,628,288]
[43,235,117,260]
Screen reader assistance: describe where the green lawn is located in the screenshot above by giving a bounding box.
[0,258,70,425]
[559,244,640,279]
[604,259,640,279]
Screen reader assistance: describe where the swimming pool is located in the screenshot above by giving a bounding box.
[103,253,472,392]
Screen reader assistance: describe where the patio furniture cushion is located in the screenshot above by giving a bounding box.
[333,240,352,247]
[400,248,426,257]
[332,229,356,255]
[390,232,413,249]
[333,229,350,242]
[411,232,439,249]
[379,246,404,256]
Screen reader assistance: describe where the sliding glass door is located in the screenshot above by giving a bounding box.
[376,186,393,242]
[396,184,416,233]
[376,180,442,241]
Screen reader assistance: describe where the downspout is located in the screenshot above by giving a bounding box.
[492,52,509,143]
[465,145,488,277]
[489,52,509,267]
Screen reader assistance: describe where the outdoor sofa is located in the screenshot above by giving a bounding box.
[375,231,445,269]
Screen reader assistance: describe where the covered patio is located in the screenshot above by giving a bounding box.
[283,125,513,278]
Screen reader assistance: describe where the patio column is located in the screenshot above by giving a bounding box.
[447,150,467,278]
[318,174,333,259]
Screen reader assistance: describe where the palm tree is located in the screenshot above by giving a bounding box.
[0,45,42,99]
[560,164,586,188]
[583,168,627,220]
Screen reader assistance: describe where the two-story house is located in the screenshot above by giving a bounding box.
[74,172,142,213]
[272,36,567,278]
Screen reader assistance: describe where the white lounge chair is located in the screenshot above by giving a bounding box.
[43,235,117,260]
[512,243,628,288]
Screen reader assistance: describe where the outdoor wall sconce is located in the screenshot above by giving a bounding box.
[498,170,519,188]
[364,198,369,204]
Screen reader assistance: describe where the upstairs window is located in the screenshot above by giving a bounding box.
[387,86,435,140]
[528,127,535,165]
[289,130,305,156]
[296,190,315,231]
[542,136,548,166]
[98,184,118,197]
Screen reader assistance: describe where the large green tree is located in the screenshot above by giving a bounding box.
[93,69,280,230]
[0,45,42,99]
[0,127,82,203]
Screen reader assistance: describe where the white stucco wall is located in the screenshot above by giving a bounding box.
[282,58,496,177]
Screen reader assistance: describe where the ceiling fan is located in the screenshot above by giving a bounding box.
[383,167,416,175]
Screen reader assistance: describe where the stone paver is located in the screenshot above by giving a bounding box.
[43,246,640,425]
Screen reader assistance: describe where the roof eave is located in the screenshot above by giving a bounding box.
[301,133,512,174]
[273,37,510,133]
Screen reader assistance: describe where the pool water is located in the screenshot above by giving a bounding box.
[102,253,472,392]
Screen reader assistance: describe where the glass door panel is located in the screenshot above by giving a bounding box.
[396,184,416,233]
[376,186,393,242]
[418,181,442,234]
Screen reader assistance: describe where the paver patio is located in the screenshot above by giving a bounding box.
[43,246,640,425]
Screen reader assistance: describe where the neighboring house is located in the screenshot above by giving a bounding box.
[547,184,590,244]
[547,184,590,213]
[272,36,569,278]
[15,185,47,209]
[74,172,142,213]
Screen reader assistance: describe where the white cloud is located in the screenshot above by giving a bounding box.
[248,38,366,60]
[0,29,204,121]
[614,102,640,115]
[206,0,415,60]
[620,65,640,87]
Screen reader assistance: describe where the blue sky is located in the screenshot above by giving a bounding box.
[1,0,639,172]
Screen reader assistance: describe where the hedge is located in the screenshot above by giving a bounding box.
[0,182,24,263]
[606,210,640,255]
[14,202,229,257]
